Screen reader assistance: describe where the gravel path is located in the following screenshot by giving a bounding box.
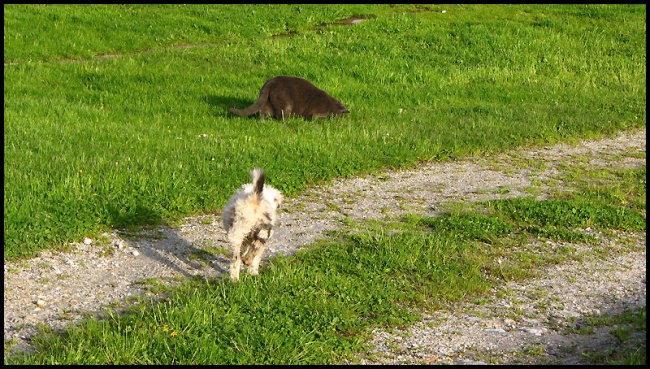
[4,128,646,363]
[355,233,646,365]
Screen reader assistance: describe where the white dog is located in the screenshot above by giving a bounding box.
[222,168,283,281]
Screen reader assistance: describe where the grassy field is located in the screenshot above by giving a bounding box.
[3,4,647,364]
[3,4,645,260]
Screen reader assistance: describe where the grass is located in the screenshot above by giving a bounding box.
[4,4,424,63]
[3,4,646,260]
[3,4,646,364]
[5,163,645,364]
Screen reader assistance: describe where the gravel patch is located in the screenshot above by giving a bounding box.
[4,128,646,362]
[354,233,646,365]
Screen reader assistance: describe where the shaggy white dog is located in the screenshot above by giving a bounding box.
[222,168,283,282]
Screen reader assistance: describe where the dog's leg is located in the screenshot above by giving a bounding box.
[249,239,266,276]
[230,244,242,282]
[241,239,255,266]
[228,229,247,282]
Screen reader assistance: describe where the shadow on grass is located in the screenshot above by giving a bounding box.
[203,94,254,118]
[106,203,164,229]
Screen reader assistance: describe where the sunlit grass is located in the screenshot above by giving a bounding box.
[3,6,647,361]
[4,4,645,260]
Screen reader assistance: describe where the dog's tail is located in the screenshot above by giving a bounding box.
[251,168,265,195]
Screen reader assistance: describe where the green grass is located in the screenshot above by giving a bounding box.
[5,164,645,364]
[4,4,424,63]
[4,5,646,363]
[3,4,646,260]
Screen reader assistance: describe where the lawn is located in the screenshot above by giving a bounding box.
[4,4,645,260]
[3,4,646,364]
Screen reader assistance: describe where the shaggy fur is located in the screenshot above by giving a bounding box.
[222,168,283,281]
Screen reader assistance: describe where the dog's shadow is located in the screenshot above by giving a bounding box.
[106,202,230,279]
[203,95,253,118]
[47,204,231,333]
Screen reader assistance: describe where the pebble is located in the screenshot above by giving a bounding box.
[521,327,545,336]
[457,359,486,365]
[485,328,507,334]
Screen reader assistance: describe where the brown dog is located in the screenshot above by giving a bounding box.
[229,76,349,120]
